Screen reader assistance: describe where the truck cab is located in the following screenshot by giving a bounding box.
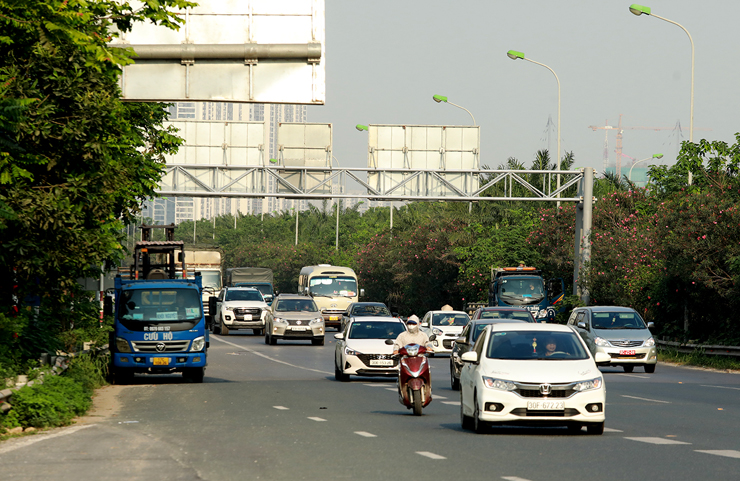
[488,267,564,323]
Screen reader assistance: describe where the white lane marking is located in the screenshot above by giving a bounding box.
[417,451,446,460]
[604,427,623,433]
[355,431,377,438]
[621,395,670,404]
[0,424,95,455]
[625,437,690,445]
[696,450,740,459]
[211,336,332,375]
[434,395,447,400]
[273,406,289,410]
[385,388,397,392]
[617,373,650,379]
[308,417,327,422]
[502,477,533,481]
[701,384,740,391]
[442,401,461,406]
[364,383,395,388]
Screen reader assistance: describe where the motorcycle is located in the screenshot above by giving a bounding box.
[394,336,435,416]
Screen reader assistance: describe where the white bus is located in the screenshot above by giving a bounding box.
[298,265,363,330]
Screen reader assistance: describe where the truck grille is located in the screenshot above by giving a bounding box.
[132,340,190,353]
[234,307,262,316]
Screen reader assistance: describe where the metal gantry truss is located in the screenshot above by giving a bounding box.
[156,165,585,202]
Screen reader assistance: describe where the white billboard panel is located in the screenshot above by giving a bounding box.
[112,0,325,104]
[275,122,332,195]
[367,124,480,197]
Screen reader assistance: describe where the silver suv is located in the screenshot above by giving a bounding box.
[567,306,657,373]
[213,287,267,336]
[265,294,325,346]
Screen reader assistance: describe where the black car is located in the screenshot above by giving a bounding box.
[449,309,533,390]
[340,302,395,331]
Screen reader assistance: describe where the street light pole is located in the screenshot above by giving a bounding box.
[432,95,477,125]
[507,50,561,202]
[629,4,694,185]
[628,153,664,182]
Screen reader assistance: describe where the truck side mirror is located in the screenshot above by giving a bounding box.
[103,296,113,316]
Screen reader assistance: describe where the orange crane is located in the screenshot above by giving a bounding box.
[588,114,711,177]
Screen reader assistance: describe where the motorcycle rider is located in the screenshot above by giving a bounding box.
[392,315,433,355]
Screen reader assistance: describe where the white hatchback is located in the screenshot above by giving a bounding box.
[334,319,408,381]
[420,310,470,355]
[460,323,609,434]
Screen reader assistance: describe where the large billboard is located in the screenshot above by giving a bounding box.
[111,0,325,104]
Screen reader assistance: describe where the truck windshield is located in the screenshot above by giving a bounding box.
[176,271,221,290]
[498,278,545,304]
[119,289,202,322]
[309,276,357,298]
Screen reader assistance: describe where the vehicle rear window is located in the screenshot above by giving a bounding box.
[432,313,469,327]
[486,330,589,360]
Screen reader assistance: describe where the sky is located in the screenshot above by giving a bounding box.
[306,0,740,176]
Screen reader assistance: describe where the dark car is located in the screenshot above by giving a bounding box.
[340,302,394,331]
[449,309,533,390]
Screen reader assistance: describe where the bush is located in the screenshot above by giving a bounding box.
[65,351,109,392]
[8,375,92,429]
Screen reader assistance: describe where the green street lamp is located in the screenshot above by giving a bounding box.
[507,50,562,198]
[628,153,663,182]
[355,124,368,131]
[629,4,695,184]
[432,94,476,125]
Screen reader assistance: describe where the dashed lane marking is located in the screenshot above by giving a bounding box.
[441,401,461,406]
[364,383,395,388]
[355,431,377,438]
[502,477,533,481]
[621,395,670,404]
[624,437,690,445]
[308,417,327,422]
[617,373,650,379]
[273,406,289,410]
[385,388,397,392]
[417,451,446,460]
[695,450,740,459]
[435,395,447,399]
[211,336,333,375]
[604,427,623,433]
[701,384,740,391]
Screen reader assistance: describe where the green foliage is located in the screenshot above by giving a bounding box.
[8,375,91,428]
[65,351,109,392]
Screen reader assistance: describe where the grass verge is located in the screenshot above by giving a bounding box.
[658,348,740,372]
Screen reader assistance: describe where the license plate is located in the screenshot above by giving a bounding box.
[329,316,339,321]
[238,315,252,321]
[527,400,565,410]
[291,326,307,331]
[620,350,636,355]
[369,359,394,366]
[152,357,170,366]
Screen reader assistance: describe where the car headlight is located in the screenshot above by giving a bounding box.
[537,309,548,318]
[310,317,323,324]
[190,336,206,352]
[644,337,655,347]
[274,317,287,324]
[345,347,359,356]
[594,337,610,347]
[115,337,132,353]
[574,377,603,392]
[482,377,516,391]
[432,328,443,336]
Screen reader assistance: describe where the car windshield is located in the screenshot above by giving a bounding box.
[497,278,545,304]
[225,290,264,302]
[119,289,202,322]
[592,311,647,329]
[348,321,406,340]
[275,299,319,312]
[432,313,469,327]
[478,310,534,322]
[351,304,391,316]
[309,276,358,298]
[486,330,589,360]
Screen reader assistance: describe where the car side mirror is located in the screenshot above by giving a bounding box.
[455,336,466,345]
[460,351,478,363]
[594,352,610,364]
[577,321,587,329]
[334,333,344,340]
[384,339,394,345]
[421,322,429,328]
[103,296,113,316]
[647,321,655,328]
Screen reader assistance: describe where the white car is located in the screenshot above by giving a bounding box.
[213,287,268,335]
[420,310,470,355]
[460,323,610,434]
[334,319,408,381]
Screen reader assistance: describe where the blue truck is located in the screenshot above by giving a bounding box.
[488,266,565,322]
[106,225,208,383]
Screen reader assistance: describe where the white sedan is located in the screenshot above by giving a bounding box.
[334,319,407,382]
[460,323,610,434]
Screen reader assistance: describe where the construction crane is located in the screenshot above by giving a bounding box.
[588,114,711,177]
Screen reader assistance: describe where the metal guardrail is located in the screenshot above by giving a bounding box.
[657,340,740,358]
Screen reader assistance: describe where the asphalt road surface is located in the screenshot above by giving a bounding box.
[1,331,739,481]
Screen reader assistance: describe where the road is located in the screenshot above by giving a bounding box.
[1,330,739,481]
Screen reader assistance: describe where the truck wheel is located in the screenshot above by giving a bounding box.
[221,320,229,335]
[264,333,270,345]
[184,367,205,383]
[112,367,134,385]
[269,334,277,345]
[312,337,325,346]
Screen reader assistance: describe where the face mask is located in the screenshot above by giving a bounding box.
[407,324,419,334]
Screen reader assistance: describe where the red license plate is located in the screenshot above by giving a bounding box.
[620,350,636,356]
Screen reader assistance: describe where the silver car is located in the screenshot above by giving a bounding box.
[265,294,325,346]
[567,306,657,373]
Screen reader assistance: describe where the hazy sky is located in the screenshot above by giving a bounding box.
[306,0,740,175]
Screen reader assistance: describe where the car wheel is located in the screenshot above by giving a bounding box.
[183,367,205,383]
[644,364,656,373]
[450,365,460,391]
[212,320,221,335]
[312,337,325,346]
[412,389,423,416]
[586,422,604,435]
[460,391,474,430]
[335,362,350,382]
[623,365,634,373]
[269,334,277,345]
[221,320,230,335]
[567,424,583,434]
[473,394,489,434]
[264,332,270,345]
[252,329,262,336]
